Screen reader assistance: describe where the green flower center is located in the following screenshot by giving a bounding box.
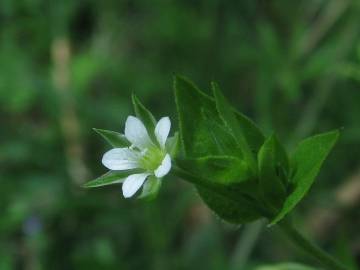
[139,145,165,172]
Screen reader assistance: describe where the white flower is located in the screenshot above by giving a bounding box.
[102,116,172,198]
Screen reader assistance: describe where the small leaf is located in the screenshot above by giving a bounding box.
[270,130,339,225]
[202,110,242,158]
[83,170,137,188]
[93,128,130,148]
[174,75,264,158]
[132,94,157,142]
[174,75,220,157]
[212,82,257,172]
[234,112,265,155]
[258,134,288,210]
[138,176,162,201]
[177,155,251,185]
[166,132,180,158]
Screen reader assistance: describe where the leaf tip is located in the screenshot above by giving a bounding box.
[82,182,92,188]
[131,92,139,104]
[173,74,195,89]
[93,128,102,134]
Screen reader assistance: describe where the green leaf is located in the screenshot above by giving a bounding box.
[165,132,180,158]
[234,112,265,155]
[138,176,162,201]
[174,75,264,158]
[83,170,136,188]
[174,75,220,157]
[172,165,263,224]
[177,155,251,185]
[174,76,266,224]
[197,186,262,224]
[93,128,130,148]
[202,110,242,158]
[258,134,288,210]
[270,130,339,225]
[132,94,157,142]
[212,82,257,172]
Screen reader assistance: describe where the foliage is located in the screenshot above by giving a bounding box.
[1,0,360,269]
[173,76,339,225]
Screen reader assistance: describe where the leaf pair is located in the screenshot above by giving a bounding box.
[174,75,266,223]
[253,123,339,225]
[174,75,264,159]
[254,125,339,224]
[174,75,339,225]
[269,130,339,225]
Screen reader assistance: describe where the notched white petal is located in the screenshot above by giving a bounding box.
[122,173,150,198]
[102,148,140,170]
[154,154,171,178]
[125,116,152,149]
[155,117,171,148]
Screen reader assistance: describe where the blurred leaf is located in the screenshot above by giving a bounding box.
[335,234,358,270]
[256,262,316,270]
[271,130,339,225]
[72,52,103,93]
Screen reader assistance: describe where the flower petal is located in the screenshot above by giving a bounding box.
[154,154,171,178]
[122,173,150,198]
[125,116,152,149]
[102,148,140,170]
[155,117,171,148]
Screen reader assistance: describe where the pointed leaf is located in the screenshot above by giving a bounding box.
[93,128,130,148]
[202,110,242,158]
[138,176,162,201]
[165,132,180,158]
[212,82,257,172]
[132,94,157,142]
[270,130,339,225]
[258,134,288,210]
[83,170,137,188]
[174,75,220,157]
[174,76,264,158]
[235,112,265,154]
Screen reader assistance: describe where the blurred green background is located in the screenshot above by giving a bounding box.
[1,0,360,269]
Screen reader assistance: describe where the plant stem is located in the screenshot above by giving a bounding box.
[230,219,265,270]
[278,220,347,270]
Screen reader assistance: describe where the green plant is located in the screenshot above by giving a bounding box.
[85,76,346,270]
